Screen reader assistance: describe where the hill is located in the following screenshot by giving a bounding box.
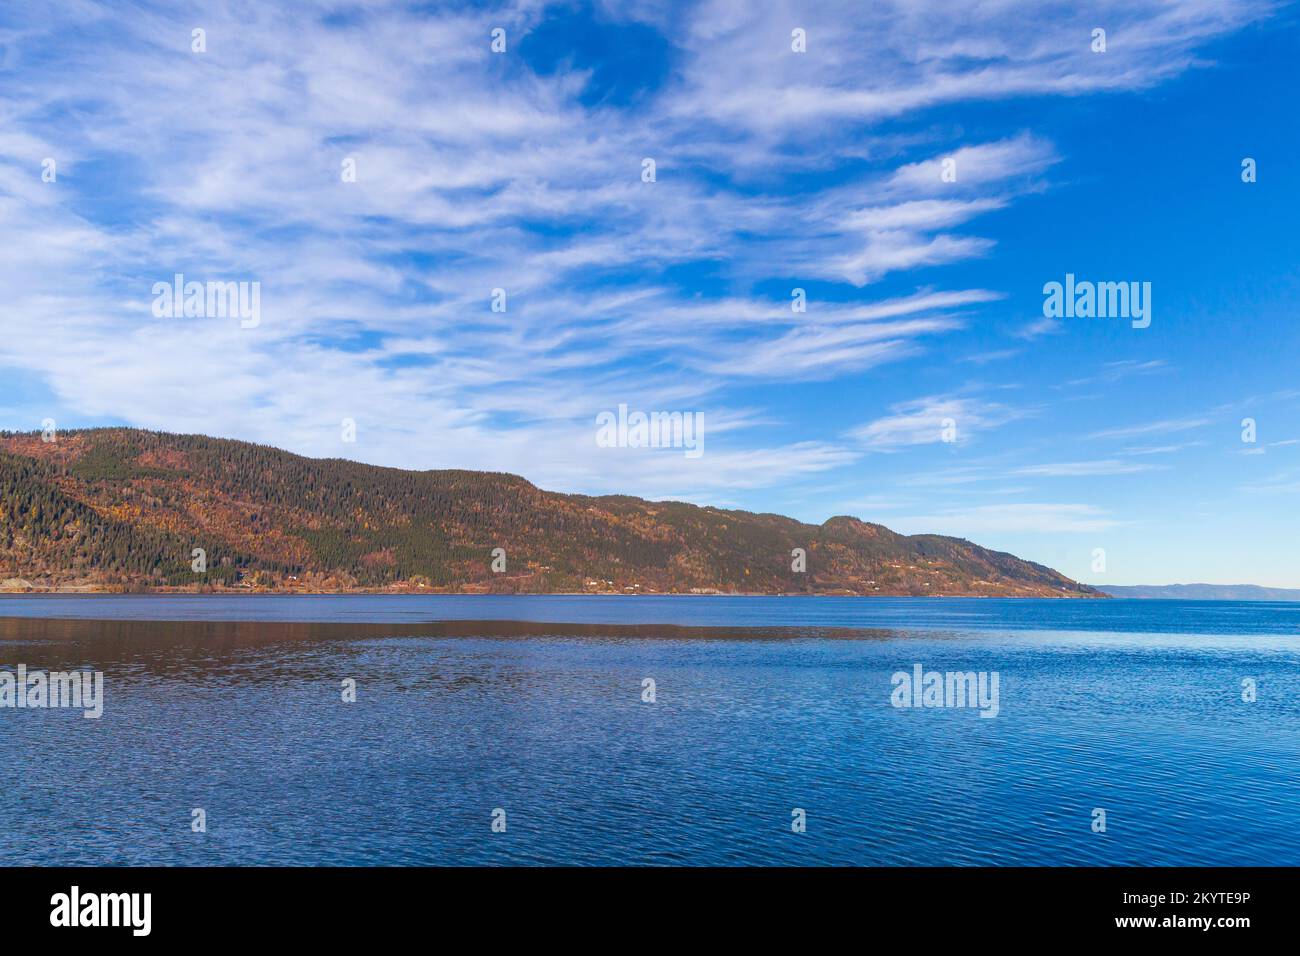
[0,429,1103,596]
[1099,584,1300,601]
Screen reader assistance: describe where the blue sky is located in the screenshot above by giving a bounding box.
[1,1,1297,586]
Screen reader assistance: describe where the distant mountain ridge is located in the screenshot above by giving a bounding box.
[1099,584,1300,602]
[0,428,1103,597]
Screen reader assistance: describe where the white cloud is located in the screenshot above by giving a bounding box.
[832,232,996,286]
[0,0,1273,501]
[667,0,1271,131]
[1014,316,1064,340]
[892,502,1124,535]
[1088,416,1213,440]
[849,395,1030,450]
[1123,441,1205,455]
[1063,359,1169,388]
[1013,459,1165,477]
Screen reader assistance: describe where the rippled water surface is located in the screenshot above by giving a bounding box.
[2,596,1298,865]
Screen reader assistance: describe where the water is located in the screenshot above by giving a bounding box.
[2,596,1298,865]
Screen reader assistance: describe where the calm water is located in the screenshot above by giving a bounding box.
[2,595,1298,866]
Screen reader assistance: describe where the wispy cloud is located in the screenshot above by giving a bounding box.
[892,503,1125,535]
[849,394,1031,450]
[1123,441,1206,455]
[959,348,1022,365]
[1013,317,1064,341]
[1062,359,1169,388]
[1088,416,1214,441]
[1013,459,1165,477]
[664,1,1271,130]
[0,0,1276,506]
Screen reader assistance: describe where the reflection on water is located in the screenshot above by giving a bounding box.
[4,592,1300,634]
[2,601,1299,866]
[0,617,898,685]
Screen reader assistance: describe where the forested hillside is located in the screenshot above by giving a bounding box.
[0,429,1102,596]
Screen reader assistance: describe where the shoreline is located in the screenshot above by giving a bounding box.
[0,588,1105,599]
